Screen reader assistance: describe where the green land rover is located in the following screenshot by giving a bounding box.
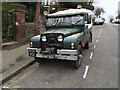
[27,9,94,69]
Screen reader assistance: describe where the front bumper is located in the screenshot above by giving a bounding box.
[27,48,78,61]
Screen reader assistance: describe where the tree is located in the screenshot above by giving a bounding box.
[108,15,114,22]
[22,2,37,22]
[94,7,105,17]
[116,9,120,19]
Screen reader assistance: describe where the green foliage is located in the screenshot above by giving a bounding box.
[23,2,36,22]
[25,11,36,22]
[2,2,14,41]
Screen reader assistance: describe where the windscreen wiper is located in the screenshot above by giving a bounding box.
[74,19,82,24]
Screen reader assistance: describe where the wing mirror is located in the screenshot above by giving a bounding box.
[85,25,88,28]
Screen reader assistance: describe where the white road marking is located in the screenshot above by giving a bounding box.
[112,24,118,26]
[96,39,98,43]
[94,45,96,49]
[90,52,93,59]
[83,65,89,79]
[2,86,9,88]
[99,30,102,34]
[98,35,100,38]
[99,29,102,34]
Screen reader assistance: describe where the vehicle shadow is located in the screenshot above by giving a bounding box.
[37,59,79,70]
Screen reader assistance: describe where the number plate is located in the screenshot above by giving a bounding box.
[28,49,36,57]
[46,48,51,51]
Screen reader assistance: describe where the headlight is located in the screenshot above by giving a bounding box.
[42,35,47,42]
[71,43,75,49]
[57,35,63,42]
[30,42,33,47]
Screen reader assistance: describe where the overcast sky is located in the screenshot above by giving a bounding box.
[93,0,120,21]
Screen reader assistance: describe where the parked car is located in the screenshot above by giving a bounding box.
[111,19,120,24]
[27,9,93,69]
[94,18,104,25]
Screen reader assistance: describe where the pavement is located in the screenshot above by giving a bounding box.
[0,42,35,84]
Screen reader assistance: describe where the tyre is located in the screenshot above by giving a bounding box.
[75,54,82,69]
[90,32,92,42]
[85,41,90,49]
[74,45,82,69]
[85,33,92,49]
[35,57,46,64]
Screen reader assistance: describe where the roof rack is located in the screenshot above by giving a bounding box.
[47,8,94,17]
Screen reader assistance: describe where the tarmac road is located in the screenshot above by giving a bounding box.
[2,23,118,88]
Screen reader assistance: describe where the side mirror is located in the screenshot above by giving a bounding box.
[85,25,88,28]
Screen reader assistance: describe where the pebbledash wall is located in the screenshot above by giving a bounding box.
[25,16,46,41]
[26,16,46,39]
[26,23,34,38]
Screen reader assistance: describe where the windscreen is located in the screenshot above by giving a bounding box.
[46,15,84,27]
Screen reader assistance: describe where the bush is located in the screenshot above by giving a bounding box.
[23,2,36,22]
[2,3,14,41]
[25,12,35,22]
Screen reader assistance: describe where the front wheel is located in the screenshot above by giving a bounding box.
[75,54,82,69]
[74,45,82,69]
[85,41,90,49]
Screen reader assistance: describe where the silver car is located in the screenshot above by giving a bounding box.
[94,18,104,25]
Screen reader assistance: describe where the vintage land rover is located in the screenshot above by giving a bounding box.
[27,9,93,69]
